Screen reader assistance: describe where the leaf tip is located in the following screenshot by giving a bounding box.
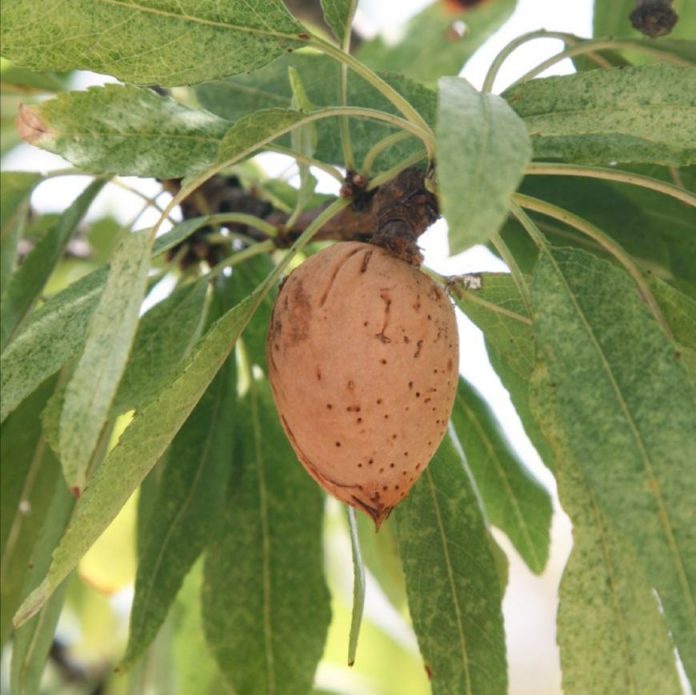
[17,103,54,146]
[13,580,49,628]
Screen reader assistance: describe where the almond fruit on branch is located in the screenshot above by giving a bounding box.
[267,241,459,527]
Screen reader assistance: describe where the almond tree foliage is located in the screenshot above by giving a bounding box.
[1,0,695,693]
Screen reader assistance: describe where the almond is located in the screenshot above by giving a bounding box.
[267,241,458,527]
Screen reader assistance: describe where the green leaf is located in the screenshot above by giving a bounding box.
[86,216,122,266]
[202,380,330,695]
[500,174,696,291]
[451,377,551,574]
[593,0,696,40]
[230,256,276,364]
[198,54,435,171]
[0,172,41,237]
[451,272,559,475]
[113,278,209,414]
[14,287,263,627]
[0,0,305,87]
[171,559,229,694]
[0,179,104,351]
[0,62,70,94]
[59,229,151,493]
[453,273,534,380]
[648,274,696,377]
[505,65,696,166]
[395,436,507,695]
[151,217,218,258]
[358,0,516,84]
[0,378,62,646]
[18,85,231,178]
[0,172,41,295]
[436,77,531,253]
[531,366,683,695]
[320,0,353,45]
[532,246,696,679]
[0,268,107,423]
[124,339,236,669]
[10,580,70,695]
[9,451,74,693]
[218,109,305,163]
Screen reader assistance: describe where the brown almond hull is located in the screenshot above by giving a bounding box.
[267,242,459,527]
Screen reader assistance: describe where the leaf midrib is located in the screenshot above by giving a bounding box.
[425,468,472,695]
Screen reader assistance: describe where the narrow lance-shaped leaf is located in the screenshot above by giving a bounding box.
[436,77,531,253]
[113,278,209,414]
[10,481,74,695]
[395,435,507,695]
[0,0,305,86]
[231,256,277,364]
[59,229,151,494]
[123,282,236,668]
[452,273,535,380]
[346,506,365,667]
[320,0,354,45]
[0,172,41,295]
[505,65,696,166]
[451,272,559,474]
[0,378,62,646]
[0,269,107,424]
[530,365,683,695]
[532,246,696,679]
[17,86,231,179]
[0,179,105,351]
[13,287,263,627]
[202,380,331,695]
[11,582,70,695]
[451,377,552,574]
[288,67,318,213]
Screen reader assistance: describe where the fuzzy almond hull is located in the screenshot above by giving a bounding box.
[267,241,459,526]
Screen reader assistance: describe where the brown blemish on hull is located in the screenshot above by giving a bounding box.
[360,249,374,273]
[287,279,311,344]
